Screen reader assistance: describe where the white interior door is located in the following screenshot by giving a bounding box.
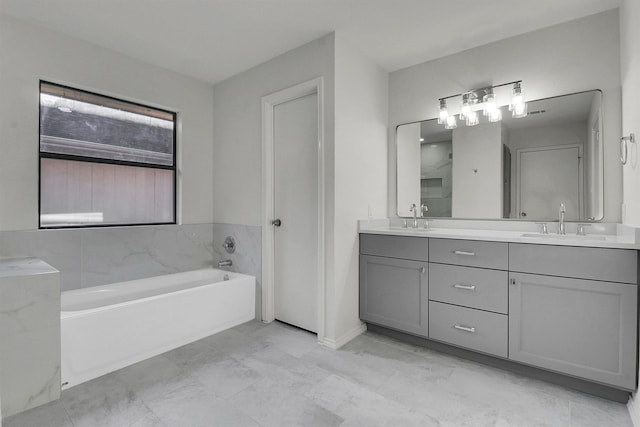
[273,93,318,333]
[518,145,583,221]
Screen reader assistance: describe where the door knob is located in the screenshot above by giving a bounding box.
[272,219,282,227]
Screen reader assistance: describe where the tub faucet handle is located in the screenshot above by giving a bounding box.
[222,236,236,254]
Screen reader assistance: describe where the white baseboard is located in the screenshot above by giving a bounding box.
[319,323,367,349]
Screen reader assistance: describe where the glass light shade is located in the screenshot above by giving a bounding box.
[460,92,478,119]
[460,105,470,119]
[511,93,524,107]
[465,111,479,126]
[482,92,497,116]
[444,115,457,129]
[438,109,448,124]
[438,99,448,124]
[460,94,470,119]
[488,108,502,122]
[510,82,526,116]
[512,102,528,118]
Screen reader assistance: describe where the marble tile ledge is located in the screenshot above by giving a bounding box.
[359,219,640,249]
[0,258,59,278]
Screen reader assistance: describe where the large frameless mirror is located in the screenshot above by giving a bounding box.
[396,90,604,221]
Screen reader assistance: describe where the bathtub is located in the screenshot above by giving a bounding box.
[60,268,255,389]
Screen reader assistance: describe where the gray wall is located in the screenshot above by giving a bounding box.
[0,14,215,231]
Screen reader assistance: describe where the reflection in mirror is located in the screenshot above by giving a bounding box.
[397,90,603,221]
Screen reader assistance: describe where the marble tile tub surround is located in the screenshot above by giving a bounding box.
[4,321,633,427]
[0,258,60,418]
[212,223,262,320]
[0,223,214,292]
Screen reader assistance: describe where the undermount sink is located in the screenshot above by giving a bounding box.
[520,233,608,241]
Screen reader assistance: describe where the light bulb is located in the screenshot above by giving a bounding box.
[512,93,524,106]
[510,82,527,118]
[445,115,457,129]
[465,111,479,126]
[438,99,449,124]
[460,92,477,119]
[512,102,527,118]
[483,91,497,117]
[488,108,502,122]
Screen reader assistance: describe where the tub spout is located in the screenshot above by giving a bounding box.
[218,260,232,267]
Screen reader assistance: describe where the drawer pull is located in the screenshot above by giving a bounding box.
[453,324,476,333]
[453,250,476,256]
[453,284,476,291]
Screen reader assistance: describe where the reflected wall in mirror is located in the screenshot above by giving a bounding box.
[397,90,603,221]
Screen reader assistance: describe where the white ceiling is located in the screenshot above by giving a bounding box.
[0,0,621,85]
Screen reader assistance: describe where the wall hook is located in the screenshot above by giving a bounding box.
[621,133,635,165]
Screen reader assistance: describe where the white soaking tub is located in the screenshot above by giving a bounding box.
[60,268,255,389]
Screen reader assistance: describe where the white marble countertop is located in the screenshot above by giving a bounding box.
[358,219,640,249]
[0,257,59,278]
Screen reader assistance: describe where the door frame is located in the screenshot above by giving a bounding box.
[261,77,325,343]
[515,143,584,219]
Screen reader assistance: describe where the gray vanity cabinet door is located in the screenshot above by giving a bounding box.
[359,255,428,337]
[509,272,637,390]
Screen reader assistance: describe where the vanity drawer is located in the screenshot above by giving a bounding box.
[429,301,508,358]
[429,264,508,314]
[509,243,637,284]
[360,234,428,262]
[429,239,508,270]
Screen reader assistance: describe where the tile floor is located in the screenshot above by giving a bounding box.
[5,321,633,427]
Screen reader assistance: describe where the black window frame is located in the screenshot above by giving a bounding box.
[38,81,178,229]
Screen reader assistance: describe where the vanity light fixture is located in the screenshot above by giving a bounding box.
[437,80,527,128]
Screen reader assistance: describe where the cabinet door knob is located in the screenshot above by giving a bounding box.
[510,278,517,286]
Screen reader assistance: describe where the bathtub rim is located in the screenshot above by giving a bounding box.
[61,268,253,318]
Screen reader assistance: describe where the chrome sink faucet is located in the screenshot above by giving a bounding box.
[409,203,418,228]
[558,202,566,235]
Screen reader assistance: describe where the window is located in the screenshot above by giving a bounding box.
[39,82,176,228]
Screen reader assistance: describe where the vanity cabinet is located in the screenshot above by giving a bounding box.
[359,232,639,391]
[359,234,429,336]
[509,244,638,390]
